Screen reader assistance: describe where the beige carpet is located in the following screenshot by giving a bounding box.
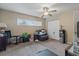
[0,39,68,56]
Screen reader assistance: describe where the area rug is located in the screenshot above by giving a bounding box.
[35,49,58,56]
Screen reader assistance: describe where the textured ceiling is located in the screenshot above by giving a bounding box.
[0,3,79,17]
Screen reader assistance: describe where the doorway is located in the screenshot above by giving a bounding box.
[48,20,60,40]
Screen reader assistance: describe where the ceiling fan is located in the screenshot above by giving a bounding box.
[40,7,57,18]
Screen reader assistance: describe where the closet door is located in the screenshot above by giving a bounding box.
[48,20,59,40]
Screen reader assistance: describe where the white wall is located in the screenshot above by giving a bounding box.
[73,10,79,53]
[73,10,79,42]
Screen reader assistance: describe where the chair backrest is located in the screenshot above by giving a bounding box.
[5,30,11,38]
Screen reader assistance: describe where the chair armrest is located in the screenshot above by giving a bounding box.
[65,44,72,51]
[65,44,73,56]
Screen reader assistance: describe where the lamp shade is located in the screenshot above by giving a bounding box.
[0,23,7,28]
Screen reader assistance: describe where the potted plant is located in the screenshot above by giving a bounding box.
[22,32,30,42]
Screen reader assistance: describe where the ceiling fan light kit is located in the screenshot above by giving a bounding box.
[44,12,48,15]
[41,7,57,18]
[43,7,49,12]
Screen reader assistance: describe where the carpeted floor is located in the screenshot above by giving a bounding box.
[0,39,69,56]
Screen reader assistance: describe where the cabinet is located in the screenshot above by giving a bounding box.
[59,30,66,43]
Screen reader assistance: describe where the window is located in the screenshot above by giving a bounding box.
[17,18,42,26]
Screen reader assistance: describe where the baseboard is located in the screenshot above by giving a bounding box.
[66,42,72,45]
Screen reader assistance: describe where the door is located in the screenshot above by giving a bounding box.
[48,20,59,40]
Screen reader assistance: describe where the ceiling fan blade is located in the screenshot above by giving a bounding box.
[48,14,52,16]
[40,14,44,18]
[49,10,57,12]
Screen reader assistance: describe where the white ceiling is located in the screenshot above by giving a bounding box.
[0,3,79,17]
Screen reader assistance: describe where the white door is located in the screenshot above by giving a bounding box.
[48,20,59,40]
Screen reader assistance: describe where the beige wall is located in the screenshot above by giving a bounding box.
[59,10,74,44]
[0,9,43,35]
[0,9,74,44]
[45,10,74,44]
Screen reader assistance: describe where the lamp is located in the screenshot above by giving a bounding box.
[0,23,7,29]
